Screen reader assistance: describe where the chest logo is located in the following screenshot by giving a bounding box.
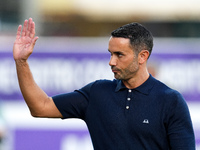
[143,119,149,124]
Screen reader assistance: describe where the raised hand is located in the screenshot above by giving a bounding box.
[13,18,39,61]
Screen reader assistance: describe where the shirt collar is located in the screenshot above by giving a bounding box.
[115,80,127,92]
[115,74,155,95]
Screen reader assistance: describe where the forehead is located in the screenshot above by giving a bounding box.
[108,37,133,52]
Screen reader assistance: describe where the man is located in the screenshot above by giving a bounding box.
[13,18,195,149]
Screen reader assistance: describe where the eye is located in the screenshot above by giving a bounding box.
[116,52,123,57]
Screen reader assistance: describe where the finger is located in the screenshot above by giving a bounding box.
[26,18,32,37]
[21,19,28,37]
[16,25,22,40]
[30,21,36,39]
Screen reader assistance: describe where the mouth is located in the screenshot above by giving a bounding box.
[111,67,120,73]
[112,69,118,73]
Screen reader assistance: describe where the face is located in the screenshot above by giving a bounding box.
[108,37,139,81]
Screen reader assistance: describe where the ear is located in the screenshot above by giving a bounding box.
[138,50,149,64]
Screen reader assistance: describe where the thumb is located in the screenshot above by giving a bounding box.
[32,36,39,47]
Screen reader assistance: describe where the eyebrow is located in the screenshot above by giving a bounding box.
[108,50,126,57]
[108,49,124,53]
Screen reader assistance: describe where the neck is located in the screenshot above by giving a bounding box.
[122,68,149,89]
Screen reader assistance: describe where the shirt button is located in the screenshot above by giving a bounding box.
[127,98,131,101]
[126,106,129,109]
[128,89,131,93]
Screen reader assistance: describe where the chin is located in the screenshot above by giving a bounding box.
[114,75,122,80]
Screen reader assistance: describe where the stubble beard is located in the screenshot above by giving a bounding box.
[113,65,139,81]
[111,55,139,81]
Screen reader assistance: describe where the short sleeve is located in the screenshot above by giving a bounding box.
[52,82,94,120]
[166,91,195,149]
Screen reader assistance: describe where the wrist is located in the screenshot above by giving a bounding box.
[15,59,28,66]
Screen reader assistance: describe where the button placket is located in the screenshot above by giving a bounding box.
[126,89,132,110]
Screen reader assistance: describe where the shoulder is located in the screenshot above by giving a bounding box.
[77,79,117,99]
[153,77,186,104]
[79,79,117,92]
[152,78,190,120]
[152,77,179,94]
[93,79,118,87]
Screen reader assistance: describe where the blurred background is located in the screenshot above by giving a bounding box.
[0,0,200,149]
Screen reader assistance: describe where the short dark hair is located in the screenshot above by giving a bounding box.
[111,23,153,58]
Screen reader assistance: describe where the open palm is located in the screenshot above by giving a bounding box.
[13,18,38,61]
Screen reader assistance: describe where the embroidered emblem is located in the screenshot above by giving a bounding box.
[143,119,149,124]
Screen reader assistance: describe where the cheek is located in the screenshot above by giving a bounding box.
[128,59,139,71]
[120,55,137,70]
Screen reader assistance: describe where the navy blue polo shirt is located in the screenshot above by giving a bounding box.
[53,75,195,150]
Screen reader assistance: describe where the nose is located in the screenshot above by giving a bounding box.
[109,55,117,66]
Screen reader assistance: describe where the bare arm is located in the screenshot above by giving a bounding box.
[13,18,62,118]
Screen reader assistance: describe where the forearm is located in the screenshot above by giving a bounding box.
[13,18,62,118]
[15,60,50,117]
